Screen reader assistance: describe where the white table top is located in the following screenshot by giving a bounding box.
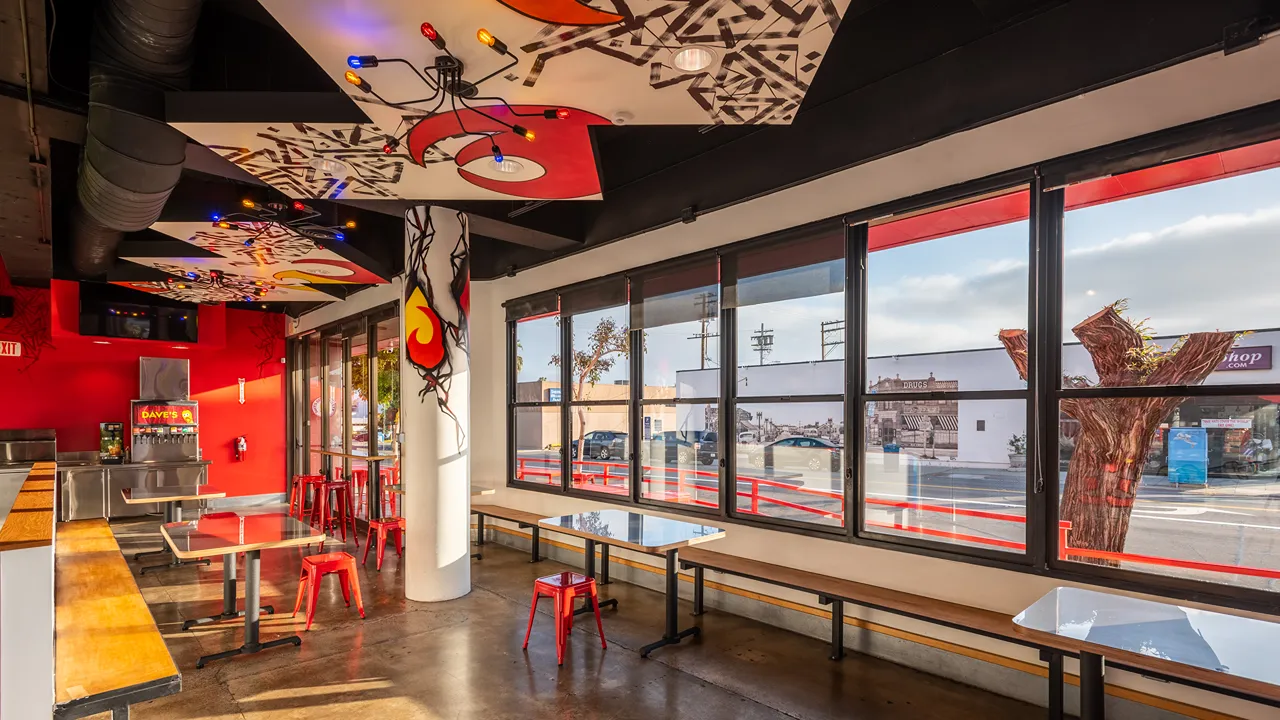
[1014,587,1280,694]
[160,511,325,560]
[539,509,725,554]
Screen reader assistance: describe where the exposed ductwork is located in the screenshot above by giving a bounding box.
[70,0,205,278]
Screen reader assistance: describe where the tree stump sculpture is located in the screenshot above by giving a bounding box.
[999,302,1236,563]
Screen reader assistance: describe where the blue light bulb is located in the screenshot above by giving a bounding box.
[347,55,362,69]
[211,213,221,222]
[495,153,504,164]
[335,232,345,241]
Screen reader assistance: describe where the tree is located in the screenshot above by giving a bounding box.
[550,316,632,461]
[351,349,402,443]
[999,301,1237,563]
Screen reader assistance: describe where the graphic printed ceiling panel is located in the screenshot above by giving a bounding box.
[173,0,851,202]
[112,220,389,304]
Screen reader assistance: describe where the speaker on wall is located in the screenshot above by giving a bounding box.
[0,296,13,319]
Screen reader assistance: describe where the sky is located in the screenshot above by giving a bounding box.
[516,165,1280,391]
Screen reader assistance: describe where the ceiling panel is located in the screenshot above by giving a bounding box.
[172,0,853,202]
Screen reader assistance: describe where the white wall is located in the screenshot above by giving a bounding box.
[471,37,1280,719]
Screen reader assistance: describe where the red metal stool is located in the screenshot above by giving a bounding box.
[291,475,326,519]
[381,466,399,517]
[292,551,365,631]
[350,468,369,517]
[310,480,357,548]
[523,571,606,665]
[362,517,404,570]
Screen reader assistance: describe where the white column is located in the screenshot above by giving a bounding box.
[400,206,471,602]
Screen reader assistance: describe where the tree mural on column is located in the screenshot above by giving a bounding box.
[550,317,631,462]
[999,301,1237,563]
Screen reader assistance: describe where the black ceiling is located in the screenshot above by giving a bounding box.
[43,0,1280,283]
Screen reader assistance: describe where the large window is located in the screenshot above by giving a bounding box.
[862,188,1031,555]
[1056,144,1280,590]
[502,131,1280,609]
[636,261,721,509]
[730,227,846,527]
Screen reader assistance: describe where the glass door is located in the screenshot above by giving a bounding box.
[324,334,346,479]
[373,315,401,492]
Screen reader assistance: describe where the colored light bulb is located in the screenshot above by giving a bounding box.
[344,70,372,93]
[292,201,306,211]
[556,108,570,119]
[420,22,438,40]
[383,144,393,154]
[335,232,346,241]
[477,28,495,46]
[512,125,535,141]
[217,221,231,229]
[241,198,255,208]
[345,220,357,229]
[211,213,221,221]
[347,55,362,69]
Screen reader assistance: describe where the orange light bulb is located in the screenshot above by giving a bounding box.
[477,28,495,46]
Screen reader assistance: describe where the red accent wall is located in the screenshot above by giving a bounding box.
[0,281,287,498]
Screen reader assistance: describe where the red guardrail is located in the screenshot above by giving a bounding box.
[515,456,1280,581]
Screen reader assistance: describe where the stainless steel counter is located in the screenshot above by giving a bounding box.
[57,457,211,521]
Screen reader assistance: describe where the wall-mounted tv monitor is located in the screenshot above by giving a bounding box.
[78,282,199,343]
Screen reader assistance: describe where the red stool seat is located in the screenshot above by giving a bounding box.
[363,518,404,571]
[523,571,606,665]
[292,551,365,630]
[290,474,326,519]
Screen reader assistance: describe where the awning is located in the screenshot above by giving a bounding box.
[934,414,959,432]
[901,415,929,431]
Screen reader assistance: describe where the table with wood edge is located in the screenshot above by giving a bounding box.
[1014,586,1280,719]
[312,448,397,521]
[122,485,226,575]
[539,509,725,657]
[161,512,325,668]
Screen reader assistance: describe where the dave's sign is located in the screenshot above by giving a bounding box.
[1216,347,1272,372]
[0,341,20,357]
[133,404,196,426]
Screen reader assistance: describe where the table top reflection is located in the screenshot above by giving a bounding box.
[121,485,226,504]
[160,512,324,560]
[1014,587,1280,693]
[540,509,725,554]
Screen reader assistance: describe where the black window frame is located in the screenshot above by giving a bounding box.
[501,99,1280,615]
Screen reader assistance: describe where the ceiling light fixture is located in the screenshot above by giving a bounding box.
[671,46,717,72]
[345,21,571,153]
[308,157,350,176]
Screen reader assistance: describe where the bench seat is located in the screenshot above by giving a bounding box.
[55,519,180,720]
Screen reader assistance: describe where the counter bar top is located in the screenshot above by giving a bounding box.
[0,462,56,552]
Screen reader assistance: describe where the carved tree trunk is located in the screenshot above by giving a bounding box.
[1000,307,1235,563]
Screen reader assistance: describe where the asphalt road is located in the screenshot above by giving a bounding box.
[515,450,1280,591]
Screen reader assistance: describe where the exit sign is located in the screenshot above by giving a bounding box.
[0,341,21,357]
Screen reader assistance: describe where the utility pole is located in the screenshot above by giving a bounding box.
[749,324,773,366]
[686,291,719,369]
[821,320,844,360]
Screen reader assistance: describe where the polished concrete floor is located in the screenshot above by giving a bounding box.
[104,514,1041,719]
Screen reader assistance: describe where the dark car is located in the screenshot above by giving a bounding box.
[641,431,717,467]
[750,436,842,475]
[571,431,628,461]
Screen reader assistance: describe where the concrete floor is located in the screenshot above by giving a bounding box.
[103,514,1041,719]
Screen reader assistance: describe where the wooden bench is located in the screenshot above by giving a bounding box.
[55,519,180,719]
[678,547,1280,718]
[472,504,555,562]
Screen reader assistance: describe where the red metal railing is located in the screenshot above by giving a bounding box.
[514,456,1280,582]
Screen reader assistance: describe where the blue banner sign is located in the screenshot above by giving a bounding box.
[1168,427,1208,485]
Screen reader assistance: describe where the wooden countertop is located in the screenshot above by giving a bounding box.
[55,519,180,710]
[0,461,56,552]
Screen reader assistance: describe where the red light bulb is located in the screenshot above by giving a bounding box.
[292,201,306,211]
[420,22,438,40]
[556,108,570,119]
[383,144,393,154]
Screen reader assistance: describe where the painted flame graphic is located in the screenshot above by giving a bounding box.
[405,286,445,371]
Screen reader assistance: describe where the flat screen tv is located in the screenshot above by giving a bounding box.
[78,282,199,343]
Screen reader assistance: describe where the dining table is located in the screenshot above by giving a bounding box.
[1014,586,1280,719]
[123,484,225,574]
[539,509,725,657]
[161,511,325,668]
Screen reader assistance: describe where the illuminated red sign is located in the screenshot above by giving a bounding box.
[133,404,197,426]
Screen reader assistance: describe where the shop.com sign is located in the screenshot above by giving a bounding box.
[1216,347,1272,371]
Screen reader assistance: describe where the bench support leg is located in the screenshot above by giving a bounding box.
[111,705,130,719]
[530,526,541,563]
[692,567,705,616]
[584,539,596,578]
[829,599,845,661]
[471,514,484,560]
[1041,650,1064,720]
[1079,651,1105,720]
[600,544,610,585]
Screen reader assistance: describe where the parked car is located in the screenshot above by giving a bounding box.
[640,431,718,467]
[570,431,628,461]
[749,436,842,475]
